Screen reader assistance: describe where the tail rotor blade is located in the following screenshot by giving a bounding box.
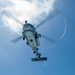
[11,36,23,43]
[35,8,61,29]
[41,34,57,43]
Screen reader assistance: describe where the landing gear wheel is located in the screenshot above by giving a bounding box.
[23,37,25,40]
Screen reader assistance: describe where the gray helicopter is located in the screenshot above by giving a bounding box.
[1,8,60,61]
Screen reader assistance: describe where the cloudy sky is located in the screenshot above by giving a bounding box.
[0,0,75,75]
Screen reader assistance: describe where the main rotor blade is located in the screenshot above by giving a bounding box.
[35,8,61,29]
[41,34,57,43]
[11,36,23,43]
[1,10,23,25]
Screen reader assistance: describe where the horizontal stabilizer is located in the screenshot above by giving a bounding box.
[31,57,47,62]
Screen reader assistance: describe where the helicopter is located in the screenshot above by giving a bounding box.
[1,8,60,61]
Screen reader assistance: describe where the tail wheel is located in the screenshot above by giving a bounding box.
[36,53,41,59]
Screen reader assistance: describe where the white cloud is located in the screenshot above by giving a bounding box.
[0,0,55,34]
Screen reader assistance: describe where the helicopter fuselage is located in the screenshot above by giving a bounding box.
[22,23,48,61]
[22,23,40,50]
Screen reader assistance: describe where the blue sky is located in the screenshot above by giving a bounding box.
[0,0,75,75]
